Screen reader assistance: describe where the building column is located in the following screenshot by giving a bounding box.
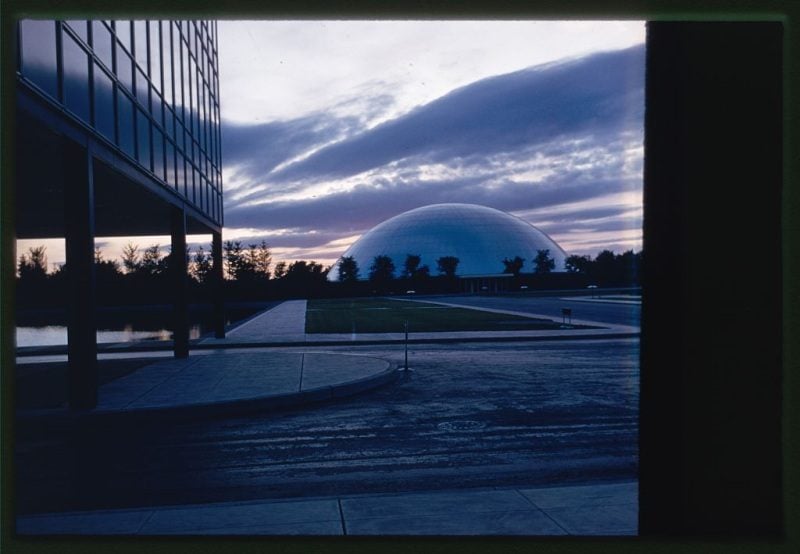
[63,138,97,410]
[171,207,189,358]
[211,231,225,338]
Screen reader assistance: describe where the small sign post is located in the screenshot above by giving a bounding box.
[404,320,409,371]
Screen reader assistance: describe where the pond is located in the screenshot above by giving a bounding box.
[15,303,271,347]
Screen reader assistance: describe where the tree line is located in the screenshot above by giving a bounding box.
[15,240,330,307]
[335,248,641,295]
[16,242,641,307]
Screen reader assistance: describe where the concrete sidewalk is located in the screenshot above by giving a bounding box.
[18,349,397,422]
[16,481,637,536]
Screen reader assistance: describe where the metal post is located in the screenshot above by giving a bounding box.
[211,230,225,338]
[171,207,189,358]
[404,320,409,371]
[63,138,98,410]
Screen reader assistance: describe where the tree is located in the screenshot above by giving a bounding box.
[273,261,287,279]
[533,249,555,274]
[17,246,48,281]
[223,240,256,281]
[252,240,272,279]
[192,245,213,283]
[436,256,460,278]
[140,244,166,276]
[565,254,592,274]
[281,260,329,292]
[592,249,617,283]
[502,256,525,276]
[93,248,122,281]
[121,242,141,274]
[402,254,422,279]
[337,256,360,283]
[369,255,395,286]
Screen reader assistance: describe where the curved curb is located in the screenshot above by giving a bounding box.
[16,364,401,425]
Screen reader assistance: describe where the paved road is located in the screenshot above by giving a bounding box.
[16,339,639,515]
[425,295,641,327]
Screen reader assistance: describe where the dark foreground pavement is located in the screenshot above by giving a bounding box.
[15,339,639,518]
[17,481,637,536]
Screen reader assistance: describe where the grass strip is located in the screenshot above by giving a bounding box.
[306,297,587,334]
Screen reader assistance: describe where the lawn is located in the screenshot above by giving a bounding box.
[306,298,588,334]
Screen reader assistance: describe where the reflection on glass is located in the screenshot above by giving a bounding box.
[166,141,175,186]
[134,20,148,69]
[117,92,135,157]
[182,45,191,124]
[116,43,133,92]
[92,21,113,69]
[20,20,58,98]
[177,153,186,194]
[65,20,88,43]
[164,108,174,139]
[137,109,151,170]
[115,20,131,50]
[93,64,115,142]
[173,23,182,116]
[150,88,163,124]
[149,22,161,92]
[136,67,148,102]
[62,34,91,123]
[193,168,199,204]
[161,25,172,104]
[153,128,164,180]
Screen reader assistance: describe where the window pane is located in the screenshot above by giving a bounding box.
[164,108,174,139]
[166,140,175,186]
[137,109,151,169]
[115,20,131,50]
[161,24,172,104]
[178,154,186,195]
[183,44,191,124]
[117,92,135,157]
[153,128,164,180]
[134,20,147,69]
[93,64,115,142]
[61,34,90,123]
[65,20,88,43]
[149,21,161,92]
[20,20,58,97]
[92,21,113,69]
[136,67,148,102]
[150,87,163,123]
[193,168,199,203]
[173,23,182,116]
[116,43,133,92]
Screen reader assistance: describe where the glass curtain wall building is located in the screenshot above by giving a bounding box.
[15,20,225,410]
[17,20,223,223]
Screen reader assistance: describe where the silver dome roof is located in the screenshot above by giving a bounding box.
[329,203,567,280]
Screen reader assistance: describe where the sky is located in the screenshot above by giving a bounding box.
[19,20,646,271]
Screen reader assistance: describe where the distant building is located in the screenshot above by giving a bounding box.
[15,20,224,409]
[329,203,567,291]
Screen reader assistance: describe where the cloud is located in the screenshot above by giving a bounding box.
[219,44,645,260]
[264,45,644,184]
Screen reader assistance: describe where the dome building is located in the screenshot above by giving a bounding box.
[329,203,567,288]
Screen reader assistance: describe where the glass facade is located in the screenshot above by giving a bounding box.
[329,204,569,281]
[17,19,223,226]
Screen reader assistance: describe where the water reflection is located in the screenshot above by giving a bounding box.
[15,324,205,347]
[15,305,265,347]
